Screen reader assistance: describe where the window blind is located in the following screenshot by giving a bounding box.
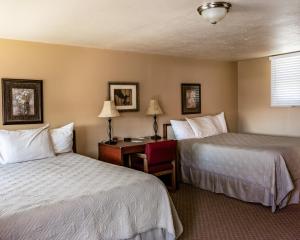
[270,52,300,107]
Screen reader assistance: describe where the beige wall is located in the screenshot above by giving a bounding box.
[238,57,300,136]
[0,39,238,158]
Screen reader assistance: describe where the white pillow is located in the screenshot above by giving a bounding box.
[170,120,196,140]
[50,123,74,154]
[0,125,55,164]
[186,116,219,138]
[209,112,228,133]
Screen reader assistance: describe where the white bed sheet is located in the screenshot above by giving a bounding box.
[0,153,182,240]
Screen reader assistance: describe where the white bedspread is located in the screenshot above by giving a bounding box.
[179,133,300,212]
[0,153,182,240]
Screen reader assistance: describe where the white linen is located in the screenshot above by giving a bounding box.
[186,116,219,138]
[0,153,182,240]
[0,125,55,165]
[170,120,195,140]
[50,123,74,154]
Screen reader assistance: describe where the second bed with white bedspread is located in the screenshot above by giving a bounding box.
[178,133,300,212]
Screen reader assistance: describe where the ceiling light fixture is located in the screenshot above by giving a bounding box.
[197,2,232,24]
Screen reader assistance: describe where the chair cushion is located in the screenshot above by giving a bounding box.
[131,160,173,174]
[145,140,177,165]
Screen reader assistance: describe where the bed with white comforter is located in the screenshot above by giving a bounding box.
[0,153,182,240]
[178,133,300,212]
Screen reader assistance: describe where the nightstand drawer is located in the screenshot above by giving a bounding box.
[98,144,122,165]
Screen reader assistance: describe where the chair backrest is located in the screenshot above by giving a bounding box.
[145,140,177,165]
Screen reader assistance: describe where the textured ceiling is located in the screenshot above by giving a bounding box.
[0,0,299,61]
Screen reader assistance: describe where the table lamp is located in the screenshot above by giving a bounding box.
[146,99,163,140]
[98,100,120,144]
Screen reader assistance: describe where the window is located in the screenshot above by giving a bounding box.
[270,52,300,107]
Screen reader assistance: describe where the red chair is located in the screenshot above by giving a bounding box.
[131,140,177,191]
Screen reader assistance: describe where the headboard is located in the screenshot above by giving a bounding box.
[73,130,77,153]
[163,123,176,139]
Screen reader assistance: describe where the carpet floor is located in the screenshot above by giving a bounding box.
[170,184,300,240]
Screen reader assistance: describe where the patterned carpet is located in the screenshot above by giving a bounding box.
[170,184,300,240]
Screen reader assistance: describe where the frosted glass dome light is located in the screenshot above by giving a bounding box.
[198,2,232,24]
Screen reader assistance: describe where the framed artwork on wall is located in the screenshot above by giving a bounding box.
[181,83,201,115]
[108,82,139,112]
[2,78,43,125]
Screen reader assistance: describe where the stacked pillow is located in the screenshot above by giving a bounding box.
[170,112,227,140]
[50,123,74,154]
[169,120,195,140]
[0,123,74,165]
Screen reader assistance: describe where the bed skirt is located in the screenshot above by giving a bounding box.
[181,165,299,212]
[290,179,300,204]
[128,228,175,240]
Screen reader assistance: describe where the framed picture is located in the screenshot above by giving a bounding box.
[2,78,43,125]
[108,82,139,112]
[181,83,201,115]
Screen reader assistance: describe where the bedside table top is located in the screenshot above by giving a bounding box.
[98,138,169,149]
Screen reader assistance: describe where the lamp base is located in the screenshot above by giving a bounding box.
[104,140,117,145]
[151,135,162,140]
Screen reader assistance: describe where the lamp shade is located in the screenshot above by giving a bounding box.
[146,99,163,115]
[201,7,227,24]
[197,2,231,24]
[98,100,120,118]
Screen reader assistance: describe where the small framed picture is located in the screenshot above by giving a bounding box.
[181,83,201,115]
[2,78,43,125]
[108,82,139,112]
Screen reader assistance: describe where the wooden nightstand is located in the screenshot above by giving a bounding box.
[98,138,168,166]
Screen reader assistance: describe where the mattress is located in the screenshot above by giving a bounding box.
[0,153,182,240]
[178,133,300,212]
